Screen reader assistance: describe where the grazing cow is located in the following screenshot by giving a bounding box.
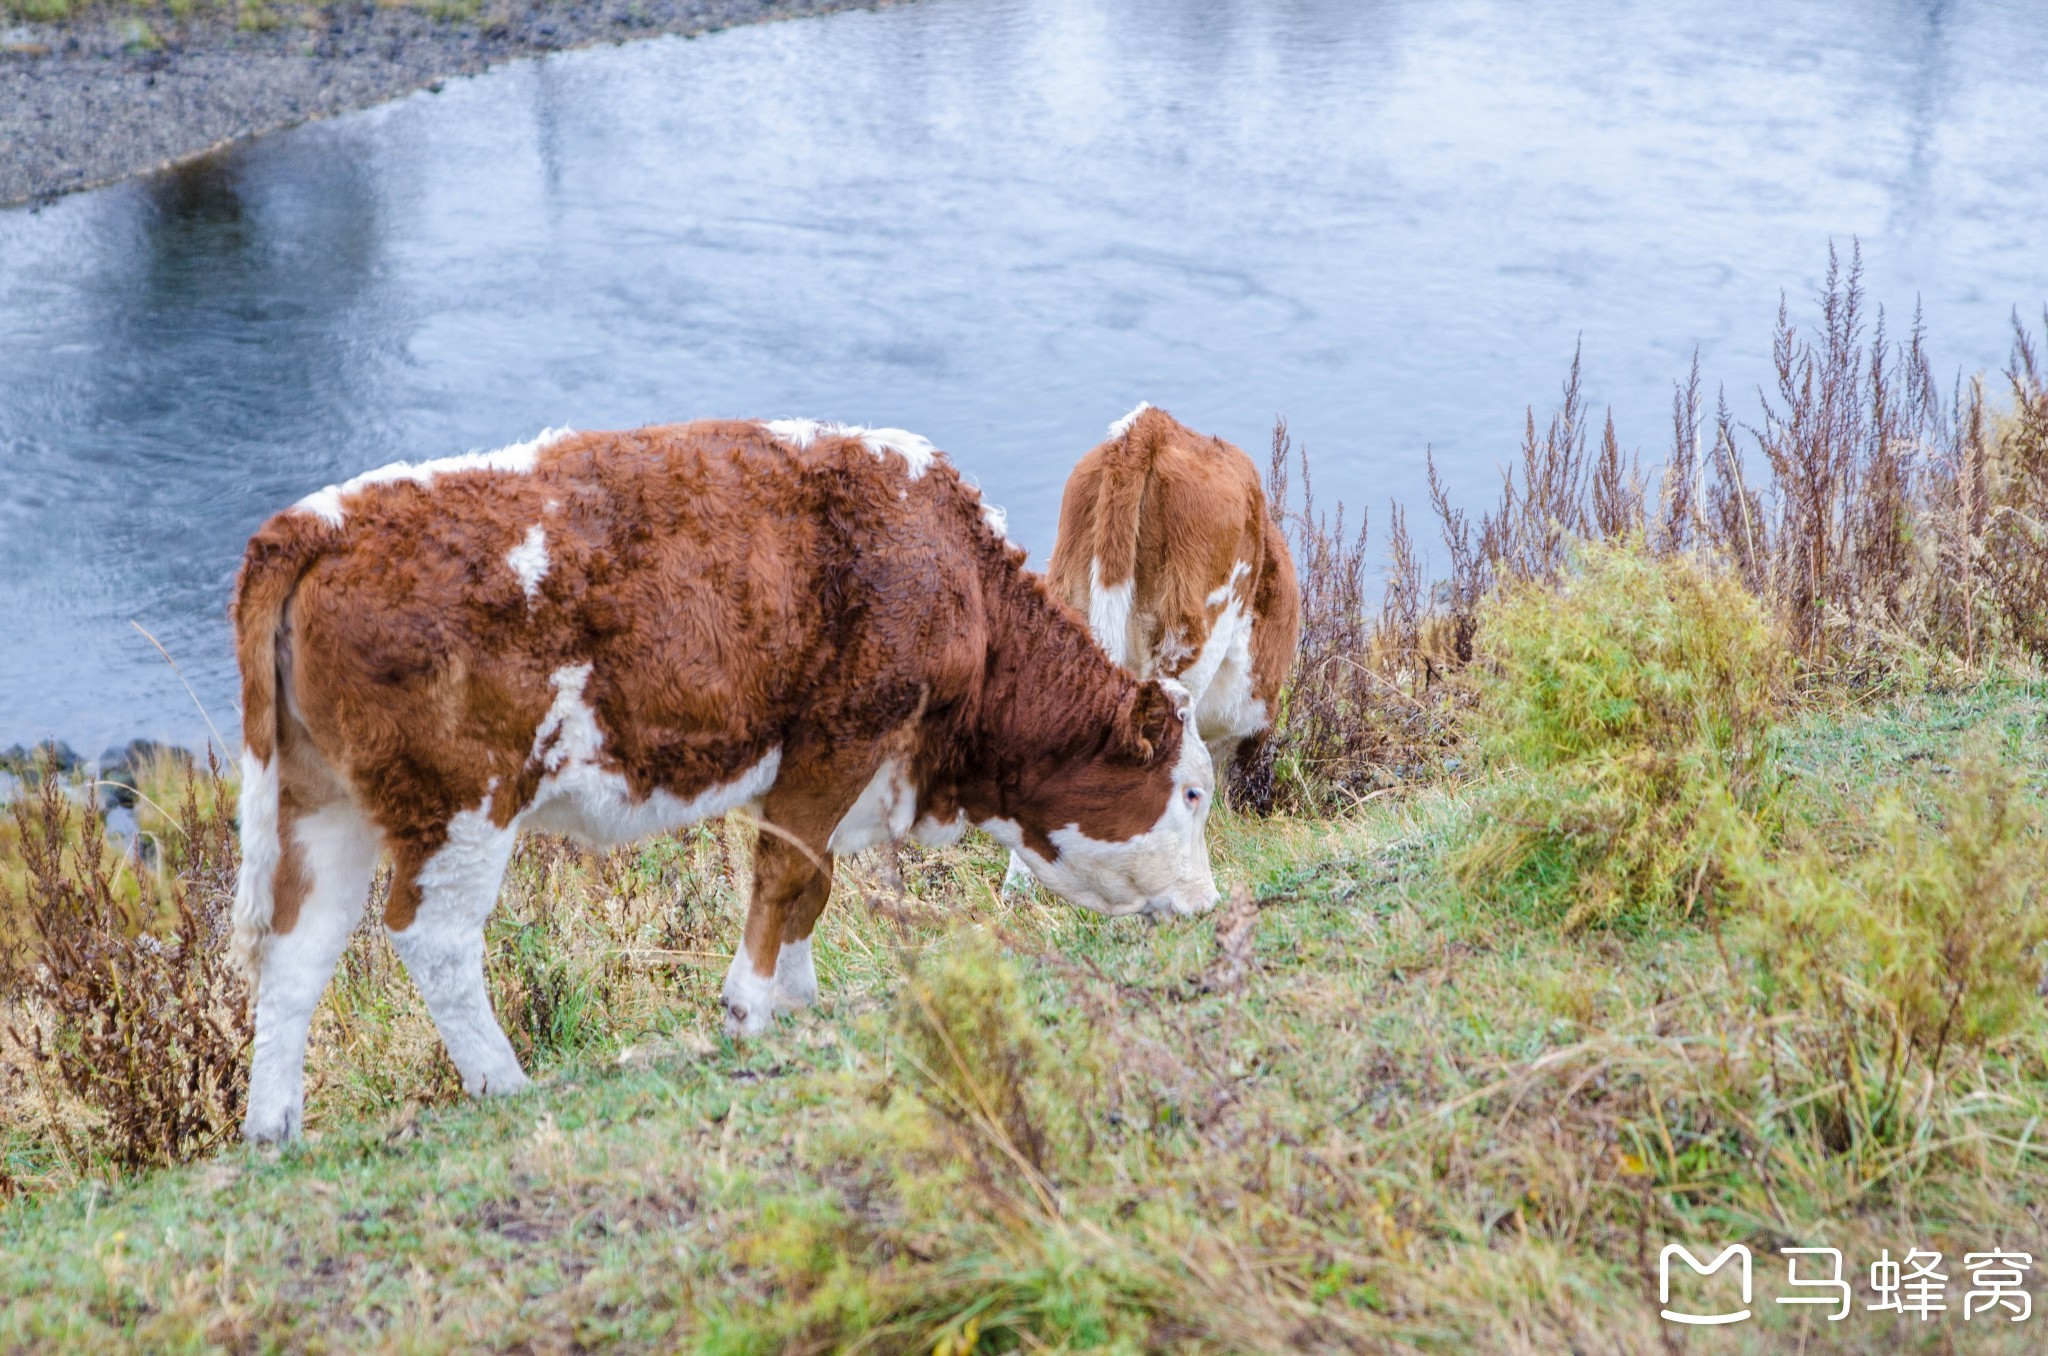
[231,419,1218,1143]
[1001,405,1297,893]
[1048,403,1300,772]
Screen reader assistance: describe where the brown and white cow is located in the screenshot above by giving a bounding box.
[1047,403,1300,772]
[1001,405,1297,892]
[231,419,1218,1142]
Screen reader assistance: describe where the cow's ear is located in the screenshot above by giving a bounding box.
[1118,680,1179,765]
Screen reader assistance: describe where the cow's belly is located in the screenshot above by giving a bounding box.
[521,748,782,847]
[519,662,782,846]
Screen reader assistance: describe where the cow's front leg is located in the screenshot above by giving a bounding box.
[723,828,833,1037]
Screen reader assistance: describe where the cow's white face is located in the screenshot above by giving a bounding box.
[994,692,1220,919]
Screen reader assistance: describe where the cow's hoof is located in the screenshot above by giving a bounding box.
[473,1067,532,1099]
[723,1002,773,1039]
[242,1111,299,1145]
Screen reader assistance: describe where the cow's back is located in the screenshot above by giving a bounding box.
[271,421,990,842]
[1048,409,1277,660]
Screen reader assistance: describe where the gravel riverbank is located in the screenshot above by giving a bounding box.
[1,0,897,208]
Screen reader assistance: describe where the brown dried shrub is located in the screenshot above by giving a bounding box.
[1975,319,2048,656]
[1249,421,1458,813]
[1257,349,1645,810]
[1,751,250,1171]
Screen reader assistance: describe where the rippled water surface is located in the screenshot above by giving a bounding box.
[3,0,2045,749]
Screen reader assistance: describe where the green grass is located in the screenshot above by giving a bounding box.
[4,679,2046,1352]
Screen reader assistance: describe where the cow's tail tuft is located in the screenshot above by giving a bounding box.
[229,516,330,986]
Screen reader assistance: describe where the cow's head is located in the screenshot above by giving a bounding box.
[994,678,1220,918]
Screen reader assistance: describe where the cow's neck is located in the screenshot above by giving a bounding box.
[947,558,1141,815]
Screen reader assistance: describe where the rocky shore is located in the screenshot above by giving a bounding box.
[1,0,897,208]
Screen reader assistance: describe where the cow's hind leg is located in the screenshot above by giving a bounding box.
[385,811,529,1098]
[244,798,381,1143]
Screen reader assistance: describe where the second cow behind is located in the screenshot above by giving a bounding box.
[1047,403,1301,779]
[1008,403,1299,892]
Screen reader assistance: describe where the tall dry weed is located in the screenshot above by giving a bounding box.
[1251,422,1466,812]
[1974,320,2048,656]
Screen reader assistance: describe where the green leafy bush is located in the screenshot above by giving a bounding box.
[1455,542,1785,928]
[894,935,1050,1180]
[1742,746,2048,1148]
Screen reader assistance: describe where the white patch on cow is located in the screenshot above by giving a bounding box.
[1088,558,1136,667]
[1197,667,1265,765]
[244,800,382,1142]
[1108,401,1153,440]
[981,499,1012,541]
[386,796,530,1099]
[231,750,282,982]
[1187,596,1267,764]
[1178,591,1250,722]
[523,664,782,845]
[762,417,826,449]
[723,940,779,1037]
[1205,559,1252,608]
[773,937,818,1011]
[857,427,939,478]
[911,810,968,847]
[295,427,573,526]
[828,757,917,854]
[506,524,549,601]
[761,419,942,479]
[981,725,1218,920]
[530,664,600,764]
[1153,627,1195,675]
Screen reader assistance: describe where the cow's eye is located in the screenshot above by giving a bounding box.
[1185,787,1203,807]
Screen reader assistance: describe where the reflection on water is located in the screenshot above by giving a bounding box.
[1,0,2044,750]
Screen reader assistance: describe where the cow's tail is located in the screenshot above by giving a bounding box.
[1086,402,1165,666]
[229,516,330,986]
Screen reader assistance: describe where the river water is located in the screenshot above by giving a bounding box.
[2,0,2043,753]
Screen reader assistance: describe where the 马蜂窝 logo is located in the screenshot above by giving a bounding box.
[1660,1244,1752,1325]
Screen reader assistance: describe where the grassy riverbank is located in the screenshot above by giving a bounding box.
[5,267,2047,1350]
[4,671,2046,1353]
